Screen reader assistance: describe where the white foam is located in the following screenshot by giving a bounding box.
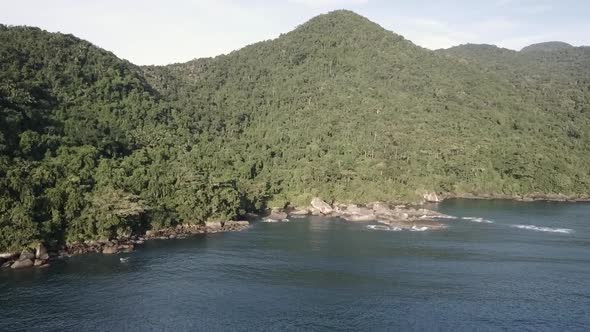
[420,215,457,220]
[410,226,429,232]
[462,217,494,224]
[366,225,402,232]
[511,224,573,234]
[433,215,459,219]
[262,218,279,223]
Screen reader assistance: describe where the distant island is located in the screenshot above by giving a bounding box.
[1,10,589,257]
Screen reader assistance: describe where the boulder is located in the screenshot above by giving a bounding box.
[289,208,309,216]
[340,204,375,221]
[35,243,49,260]
[342,214,375,222]
[1,261,11,268]
[205,221,222,229]
[310,198,333,215]
[373,202,394,215]
[310,209,322,216]
[225,221,250,227]
[267,210,288,221]
[102,246,118,254]
[118,244,134,252]
[34,259,46,267]
[423,192,441,203]
[11,259,34,269]
[19,249,35,261]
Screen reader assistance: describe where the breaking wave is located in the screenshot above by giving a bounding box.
[430,215,459,220]
[366,225,402,232]
[511,224,573,234]
[262,218,290,223]
[462,217,494,224]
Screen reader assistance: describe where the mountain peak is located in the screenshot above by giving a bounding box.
[521,41,574,52]
[294,10,394,37]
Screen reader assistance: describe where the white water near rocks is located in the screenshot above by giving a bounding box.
[510,224,573,234]
[462,216,494,223]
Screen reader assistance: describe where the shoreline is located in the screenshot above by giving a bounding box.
[0,221,251,270]
[3,193,590,270]
[439,193,590,203]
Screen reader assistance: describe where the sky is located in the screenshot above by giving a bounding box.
[1,0,588,65]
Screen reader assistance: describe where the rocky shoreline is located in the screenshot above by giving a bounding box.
[0,220,250,270]
[265,197,452,231]
[441,192,590,203]
[3,192,588,270]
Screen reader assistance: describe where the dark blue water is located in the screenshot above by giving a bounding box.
[1,199,589,331]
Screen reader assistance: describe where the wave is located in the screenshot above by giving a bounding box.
[366,225,402,232]
[511,224,573,234]
[262,218,290,223]
[462,217,494,224]
[410,226,430,232]
[420,215,458,220]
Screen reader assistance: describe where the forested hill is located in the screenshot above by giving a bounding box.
[1,10,590,250]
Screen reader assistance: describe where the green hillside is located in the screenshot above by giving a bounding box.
[1,10,590,250]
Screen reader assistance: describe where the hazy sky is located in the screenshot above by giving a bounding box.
[1,0,588,65]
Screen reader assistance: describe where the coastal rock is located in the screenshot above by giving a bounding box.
[102,246,118,254]
[226,220,249,227]
[35,243,49,260]
[224,221,250,230]
[289,208,310,216]
[11,259,34,269]
[340,204,375,221]
[34,259,47,267]
[19,249,35,261]
[267,209,288,221]
[205,221,223,229]
[310,198,333,215]
[118,244,134,252]
[422,192,441,203]
[343,214,375,222]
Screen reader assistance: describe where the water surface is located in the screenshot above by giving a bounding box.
[1,199,589,331]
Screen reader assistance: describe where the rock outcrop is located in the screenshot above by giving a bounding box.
[19,249,35,261]
[307,198,450,231]
[266,209,288,221]
[35,243,49,260]
[310,197,333,215]
[205,221,223,229]
[289,208,310,216]
[11,258,34,269]
[422,192,441,203]
[102,245,119,254]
